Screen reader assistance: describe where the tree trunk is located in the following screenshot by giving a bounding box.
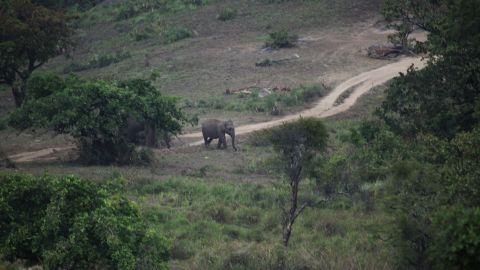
[11,80,27,107]
[283,178,299,247]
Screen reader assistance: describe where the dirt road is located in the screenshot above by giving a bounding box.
[7,57,425,162]
[181,57,425,146]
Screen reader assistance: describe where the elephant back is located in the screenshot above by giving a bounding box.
[201,119,223,137]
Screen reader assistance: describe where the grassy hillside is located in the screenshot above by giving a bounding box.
[1,1,403,269]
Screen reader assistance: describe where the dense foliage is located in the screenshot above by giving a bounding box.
[0,173,170,269]
[0,0,72,107]
[312,1,480,268]
[8,76,194,164]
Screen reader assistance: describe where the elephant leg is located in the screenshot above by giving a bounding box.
[203,135,210,148]
[217,134,225,149]
[218,134,227,149]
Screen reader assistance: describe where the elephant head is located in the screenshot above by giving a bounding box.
[123,117,157,147]
[224,120,237,151]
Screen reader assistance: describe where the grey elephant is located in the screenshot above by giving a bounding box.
[124,117,172,148]
[201,119,237,151]
[123,117,157,147]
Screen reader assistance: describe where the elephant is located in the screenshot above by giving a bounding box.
[201,119,237,151]
[123,117,158,148]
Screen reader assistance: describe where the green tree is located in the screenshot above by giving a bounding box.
[8,77,194,164]
[0,0,72,107]
[0,173,170,269]
[378,0,480,139]
[267,117,328,247]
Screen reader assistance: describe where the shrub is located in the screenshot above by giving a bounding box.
[63,51,131,73]
[0,173,170,269]
[265,30,298,49]
[217,7,236,21]
[429,206,480,269]
[26,73,65,100]
[115,0,202,21]
[163,27,192,44]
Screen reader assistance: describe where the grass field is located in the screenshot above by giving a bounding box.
[1,81,394,268]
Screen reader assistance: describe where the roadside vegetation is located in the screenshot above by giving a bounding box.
[188,85,326,116]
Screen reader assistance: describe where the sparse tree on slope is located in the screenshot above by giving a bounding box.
[268,117,328,247]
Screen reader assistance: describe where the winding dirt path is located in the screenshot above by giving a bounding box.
[180,57,425,146]
[7,57,425,162]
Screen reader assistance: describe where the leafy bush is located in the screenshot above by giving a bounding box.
[26,73,65,100]
[163,26,192,44]
[265,30,298,49]
[63,51,131,73]
[0,173,170,269]
[217,7,236,21]
[8,77,193,165]
[429,206,480,269]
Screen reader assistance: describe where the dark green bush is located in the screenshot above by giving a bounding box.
[217,7,236,21]
[0,173,170,269]
[26,73,65,100]
[429,206,480,269]
[163,27,192,44]
[265,30,298,49]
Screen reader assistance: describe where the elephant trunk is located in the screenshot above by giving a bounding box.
[230,131,237,151]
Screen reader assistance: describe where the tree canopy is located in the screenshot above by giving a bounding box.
[0,0,72,107]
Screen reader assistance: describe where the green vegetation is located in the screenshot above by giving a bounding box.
[266,118,328,247]
[131,176,393,269]
[8,77,194,165]
[0,173,170,269]
[217,7,236,21]
[314,1,480,268]
[265,30,298,49]
[163,26,192,44]
[63,51,131,73]
[190,85,326,115]
[334,86,354,105]
[32,0,101,10]
[0,0,72,107]
[115,0,204,21]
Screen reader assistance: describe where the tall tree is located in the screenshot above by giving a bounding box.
[268,117,328,247]
[0,0,71,107]
[379,0,480,138]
